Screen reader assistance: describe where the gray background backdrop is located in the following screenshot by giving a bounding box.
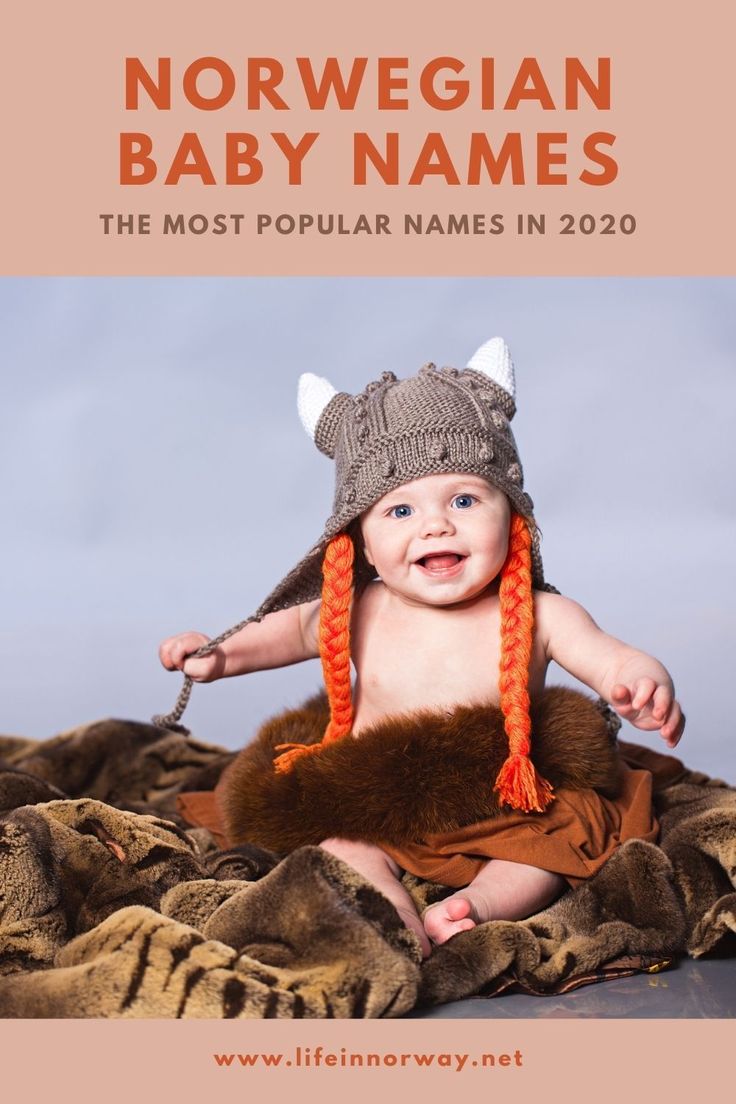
[2,278,733,776]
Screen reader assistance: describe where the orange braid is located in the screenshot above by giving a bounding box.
[273,533,354,774]
[318,533,355,742]
[494,513,555,812]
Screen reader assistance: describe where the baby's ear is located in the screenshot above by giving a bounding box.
[297,373,352,458]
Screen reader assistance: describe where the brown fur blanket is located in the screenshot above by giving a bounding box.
[0,705,734,1018]
[221,688,621,851]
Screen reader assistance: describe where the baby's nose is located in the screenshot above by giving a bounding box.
[421,512,456,537]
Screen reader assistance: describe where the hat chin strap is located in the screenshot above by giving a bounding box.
[273,518,555,813]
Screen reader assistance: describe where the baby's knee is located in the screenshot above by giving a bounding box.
[319,836,400,874]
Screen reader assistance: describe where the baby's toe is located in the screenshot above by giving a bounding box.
[445,897,474,922]
[423,897,478,945]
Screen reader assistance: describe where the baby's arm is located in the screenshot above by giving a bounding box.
[159,599,321,682]
[535,593,685,748]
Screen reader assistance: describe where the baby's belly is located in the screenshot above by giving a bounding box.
[351,670,547,736]
[352,680,497,735]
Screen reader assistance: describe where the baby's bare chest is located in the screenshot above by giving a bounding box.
[358,615,499,690]
[351,591,547,725]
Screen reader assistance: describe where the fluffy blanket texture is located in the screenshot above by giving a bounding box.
[0,704,734,1018]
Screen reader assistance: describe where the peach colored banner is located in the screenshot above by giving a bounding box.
[4,1018,734,1102]
[2,0,735,274]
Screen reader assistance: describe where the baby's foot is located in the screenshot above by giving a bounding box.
[422,889,492,946]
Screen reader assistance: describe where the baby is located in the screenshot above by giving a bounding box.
[159,339,684,958]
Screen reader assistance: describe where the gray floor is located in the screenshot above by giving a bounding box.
[408,955,736,1018]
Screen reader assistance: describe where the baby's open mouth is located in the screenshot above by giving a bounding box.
[415,553,465,572]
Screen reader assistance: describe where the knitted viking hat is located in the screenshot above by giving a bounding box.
[251,337,543,611]
[154,337,554,813]
[270,336,554,813]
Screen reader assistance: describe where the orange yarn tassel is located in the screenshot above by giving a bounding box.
[273,532,355,776]
[494,752,555,814]
[495,513,555,812]
[273,741,325,774]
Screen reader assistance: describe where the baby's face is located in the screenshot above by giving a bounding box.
[360,472,511,608]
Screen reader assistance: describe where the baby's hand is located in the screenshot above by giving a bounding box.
[610,679,685,748]
[158,632,225,683]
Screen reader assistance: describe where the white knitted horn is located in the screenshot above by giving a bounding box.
[466,337,515,400]
[297,373,338,440]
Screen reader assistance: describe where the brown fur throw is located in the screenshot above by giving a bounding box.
[221,687,621,852]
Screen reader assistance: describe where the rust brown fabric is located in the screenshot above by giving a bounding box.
[175,789,230,850]
[382,763,658,888]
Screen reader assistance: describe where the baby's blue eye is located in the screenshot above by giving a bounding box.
[452,494,476,509]
[389,504,413,519]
